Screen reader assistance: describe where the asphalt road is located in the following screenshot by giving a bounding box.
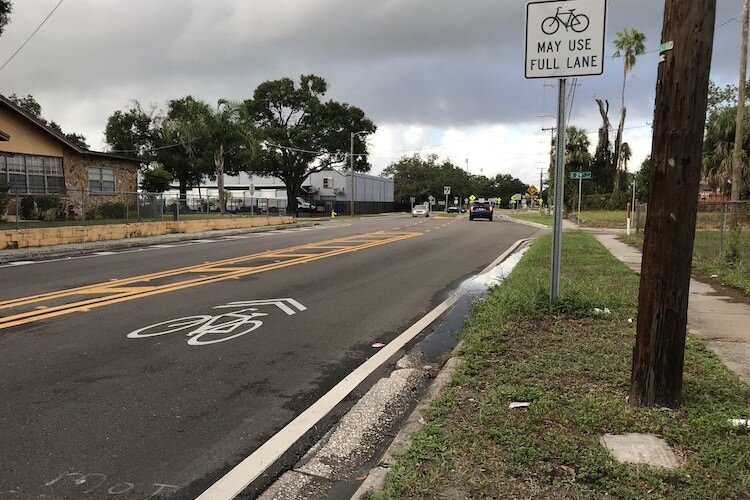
[0,214,536,499]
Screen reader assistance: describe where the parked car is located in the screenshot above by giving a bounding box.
[411,205,430,217]
[446,206,460,214]
[296,197,316,213]
[469,201,493,221]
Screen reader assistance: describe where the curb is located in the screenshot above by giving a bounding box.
[503,215,551,230]
[349,238,535,499]
[350,355,462,500]
[0,220,315,263]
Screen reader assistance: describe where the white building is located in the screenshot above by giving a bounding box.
[171,169,394,203]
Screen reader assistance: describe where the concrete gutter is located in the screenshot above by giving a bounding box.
[350,355,462,499]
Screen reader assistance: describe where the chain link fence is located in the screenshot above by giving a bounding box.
[1,190,292,229]
[635,200,750,275]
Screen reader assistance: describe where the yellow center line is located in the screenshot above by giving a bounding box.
[0,231,422,330]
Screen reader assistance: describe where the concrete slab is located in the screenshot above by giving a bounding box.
[600,433,679,469]
[257,471,333,500]
[295,368,424,480]
[595,233,750,385]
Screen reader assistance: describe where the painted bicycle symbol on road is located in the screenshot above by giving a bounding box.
[542,7,590,35]
[127,298,306,346]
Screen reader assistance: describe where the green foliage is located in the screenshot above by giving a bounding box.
[703,105,750,193]
[104,102,155,161]
[384,153,527,205]
[35,195,61,213]
[0,179,10,215]
[0,1,10,36]
[377,233,750,499]
[19,197,35,220]
[707,79,750,113]
[635,156,650,201]
[157,96,214,192]
[8,94,89,148]
[613,28,647,73]
[243,75,375,211]
[141,165,174,193]
[88,202,130,220]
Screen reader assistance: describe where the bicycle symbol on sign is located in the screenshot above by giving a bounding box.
[541,7,590,35]
[127,298,306,346]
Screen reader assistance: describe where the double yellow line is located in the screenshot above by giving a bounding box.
[0,231,421,330]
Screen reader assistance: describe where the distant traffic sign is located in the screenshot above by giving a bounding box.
[570,171,592,179]
[428,195,436,203]
[444,186,451,195]
[525,0,607,79]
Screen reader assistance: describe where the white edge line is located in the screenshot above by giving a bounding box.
[196,237,531,500]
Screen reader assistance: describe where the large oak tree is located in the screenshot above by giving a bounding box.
[242,75,375,212]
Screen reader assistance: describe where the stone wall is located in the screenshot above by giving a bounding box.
[62,152,139,215]
[1,216,294,249]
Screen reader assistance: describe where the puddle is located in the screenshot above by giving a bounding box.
[415,246,529,364]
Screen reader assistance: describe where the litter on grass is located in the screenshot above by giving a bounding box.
[593,307,612,315]
[509,402,531,409]
[372,342,386,348]
[729,419,750,427]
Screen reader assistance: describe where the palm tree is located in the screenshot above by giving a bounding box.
[612,28,646,192]
[703,106,750,194]
[198,100,254,214]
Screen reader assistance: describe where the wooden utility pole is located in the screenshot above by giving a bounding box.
[630,0,716,408]
[731,0,750,228]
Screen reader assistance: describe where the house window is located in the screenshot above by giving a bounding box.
[322,177,333,189]
[0,154,64,194]
[88,167,116,194]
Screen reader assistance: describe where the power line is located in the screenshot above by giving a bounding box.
[0,0,66,73]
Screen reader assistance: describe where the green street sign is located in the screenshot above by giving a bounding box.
[570,171,592,180]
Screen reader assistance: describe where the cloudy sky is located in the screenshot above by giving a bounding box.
[0,0,744,186]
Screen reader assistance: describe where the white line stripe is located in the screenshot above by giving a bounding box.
[149,244,175,249]
[6,260,35,266]
[196,238,530,500]
[93,251,116,256]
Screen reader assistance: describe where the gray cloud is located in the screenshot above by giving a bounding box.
[0,0,743,152]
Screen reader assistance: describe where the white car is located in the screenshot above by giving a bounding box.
[411,205,430,217]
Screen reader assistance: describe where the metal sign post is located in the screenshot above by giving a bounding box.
[550,79,567,302]
[570,171,592,226]
[525,0,607,303]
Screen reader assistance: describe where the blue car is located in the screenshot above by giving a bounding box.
[469,202,493,221]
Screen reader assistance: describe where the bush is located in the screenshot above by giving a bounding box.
[580,191,632,211]
[0,180,11,216]
[20,197,36,220]
[35,195,62,213]
[97,202,127,219]
[85,206,100,220]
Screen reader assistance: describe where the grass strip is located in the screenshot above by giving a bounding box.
[621,232,750,297]
[375,232,750,499]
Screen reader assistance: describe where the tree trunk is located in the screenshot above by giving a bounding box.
[731,0,749,228]
[630,0,716,408]
[178,177,187,200]
[215,144,226,215]
[613,107,627,193]
[285,180,300,214]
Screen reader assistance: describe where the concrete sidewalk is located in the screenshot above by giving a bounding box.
[596,233,750,385]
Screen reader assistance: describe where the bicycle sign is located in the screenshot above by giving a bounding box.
[525,0,607,79]
[127,298,306,346]
[541,6,589,35]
